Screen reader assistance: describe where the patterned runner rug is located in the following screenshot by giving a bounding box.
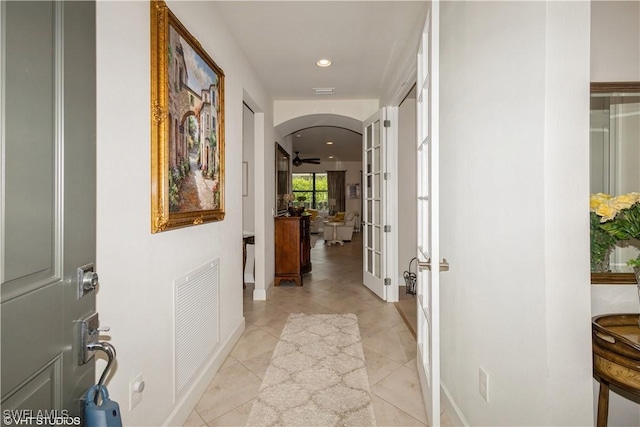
[246,313,377,426]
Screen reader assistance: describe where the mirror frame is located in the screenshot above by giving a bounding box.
[591,81,640,284]
[275,143,290,216]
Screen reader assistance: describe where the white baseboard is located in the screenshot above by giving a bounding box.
[417,353,469,426]
[162,317,245,427]
[253,279,274,300]
[442,381,470,426]
[266,279,274,298]
[253,287,267,300]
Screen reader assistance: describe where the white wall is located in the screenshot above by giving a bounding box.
[439,2,592,425]
[95,1,275,425]
[274,99,378,126]
[591,1,640,82]
[543,3,593,422]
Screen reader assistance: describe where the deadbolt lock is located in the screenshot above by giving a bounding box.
[77,263,99,299]
[83,270,99,291]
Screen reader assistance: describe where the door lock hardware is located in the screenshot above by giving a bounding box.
[77,312,110,365]
[77,263,99,299]
[417,258,450,272]
[87,341,117,401]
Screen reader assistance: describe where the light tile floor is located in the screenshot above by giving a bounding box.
[185,233,450,427]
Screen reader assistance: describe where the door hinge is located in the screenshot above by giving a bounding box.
[384,225,391,233]
[383,120,391,128]
[384,278,391,286]
[384,172,390,180]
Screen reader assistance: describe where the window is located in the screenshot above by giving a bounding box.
[292,173,328,210]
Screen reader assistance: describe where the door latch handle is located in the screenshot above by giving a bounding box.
[77,312,111,365]
[417,258,450,272]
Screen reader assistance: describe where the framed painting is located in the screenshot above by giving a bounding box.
[347,183,360,199]
[150,0,225,233]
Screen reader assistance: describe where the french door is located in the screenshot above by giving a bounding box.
[416,2,443,426]
[362,109,392,300]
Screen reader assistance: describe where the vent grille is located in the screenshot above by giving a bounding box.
[174,259,220,398]
[313,87,335,95]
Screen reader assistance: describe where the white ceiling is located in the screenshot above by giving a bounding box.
[214,1,426,162]
[291,126,363,164]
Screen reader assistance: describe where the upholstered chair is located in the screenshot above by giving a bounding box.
[306,209,325,234]
[310,216,324,234]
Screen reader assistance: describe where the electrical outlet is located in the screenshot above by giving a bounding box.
[129,373,145,410]
[479,367,489,402]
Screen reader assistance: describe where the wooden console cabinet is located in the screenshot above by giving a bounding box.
[275,216,311,286]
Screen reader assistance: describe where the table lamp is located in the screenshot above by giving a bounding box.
[329,199,336,216]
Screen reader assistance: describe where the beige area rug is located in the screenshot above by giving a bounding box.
[246,313,377,427]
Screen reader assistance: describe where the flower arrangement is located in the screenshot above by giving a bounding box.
[590,192,640,271]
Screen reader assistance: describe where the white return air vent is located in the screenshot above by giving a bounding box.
[174,259,220,399]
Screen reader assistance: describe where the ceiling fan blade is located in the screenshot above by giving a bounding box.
[303,159,321,164]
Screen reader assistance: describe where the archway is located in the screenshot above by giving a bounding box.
[275,113,362,138]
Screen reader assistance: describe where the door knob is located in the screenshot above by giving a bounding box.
[417,258,450,272]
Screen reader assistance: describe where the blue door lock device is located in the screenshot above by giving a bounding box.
[84,385,122,427]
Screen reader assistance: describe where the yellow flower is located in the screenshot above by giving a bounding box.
[590,192,640,221]
[611,198,633,210]
[590,193,613,211]
[625,192,640,204]
[595,202,618,222]
[594,193,613,199]
[612,193,640,209]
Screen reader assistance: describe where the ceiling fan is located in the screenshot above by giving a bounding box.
[292,151,321,167]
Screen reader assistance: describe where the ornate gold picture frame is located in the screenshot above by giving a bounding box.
[151,1,225,233]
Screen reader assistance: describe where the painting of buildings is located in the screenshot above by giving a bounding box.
[167,24,223,213]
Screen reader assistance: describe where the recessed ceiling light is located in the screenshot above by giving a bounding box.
[326,141,334,145]
[316,59,332,67]
[328,155,334,159]
[296,134,301,138]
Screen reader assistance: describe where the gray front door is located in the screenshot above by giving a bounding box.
[1,0,97,419]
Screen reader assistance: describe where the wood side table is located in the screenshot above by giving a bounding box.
[592,313,640,427]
